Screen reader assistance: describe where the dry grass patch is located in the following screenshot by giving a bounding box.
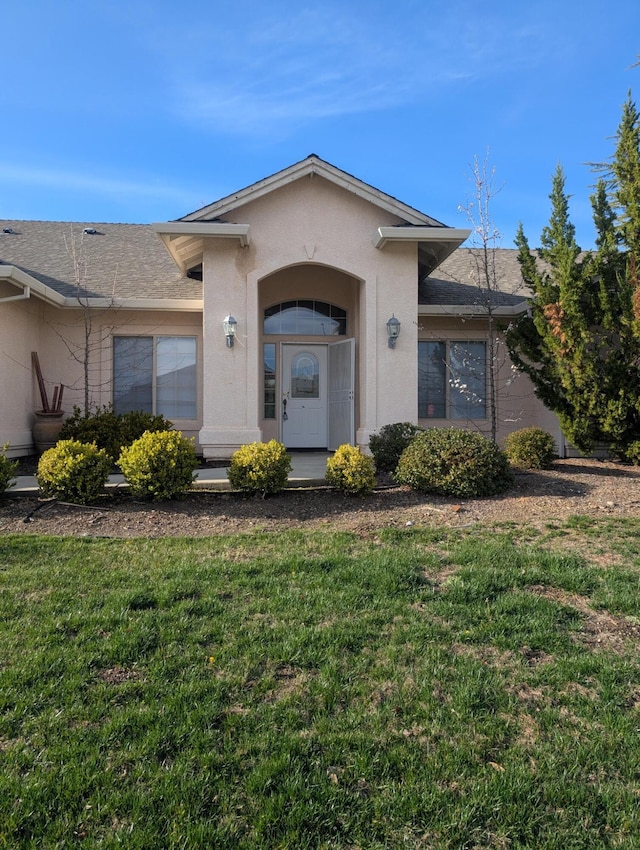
[527,584,640,651]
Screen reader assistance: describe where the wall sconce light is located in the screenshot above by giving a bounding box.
[223,315,237,348]
[386,314,401,349]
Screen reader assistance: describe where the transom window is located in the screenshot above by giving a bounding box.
[264,300,346,336]
[418,340,486,420]
[113,335,197,419]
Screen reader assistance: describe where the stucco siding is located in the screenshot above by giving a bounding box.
[198,174,424,455]
[1,302,203,455]
[417,314,562,449]
[0,294,43,455]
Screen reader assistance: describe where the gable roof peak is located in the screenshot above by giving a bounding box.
[180,155,447,228]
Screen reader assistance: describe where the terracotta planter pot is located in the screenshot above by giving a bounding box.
[32,411,65,455]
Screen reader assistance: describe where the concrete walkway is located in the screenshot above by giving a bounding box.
[8,452,332,494]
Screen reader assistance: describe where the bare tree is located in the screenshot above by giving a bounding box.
[49,228,122,415]
[421,153,523,443]
[459,154,504,442]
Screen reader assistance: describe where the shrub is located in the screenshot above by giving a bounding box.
[504,427,556,469]
[0,443,19,493]
[227,440,292,497]
[60,405,173,463]
[37,439,111,504]
[118,430,198,501]
[620,440,640,465]
[369,422,422,472]
[395,427,514,498]
[325,445,376,496]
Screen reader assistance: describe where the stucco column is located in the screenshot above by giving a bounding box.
[356,245,418,449]
[199,242,261,458]
[355,273,378,450]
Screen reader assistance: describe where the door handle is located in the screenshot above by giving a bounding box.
[282,397,288,420]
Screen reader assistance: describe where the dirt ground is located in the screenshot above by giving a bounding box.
[2,458,640,538]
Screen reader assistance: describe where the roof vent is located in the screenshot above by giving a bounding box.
[83,227,98,235]
[2,227,15,234]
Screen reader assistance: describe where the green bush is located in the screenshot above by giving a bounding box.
[118,430,198,501]
[369,422,422,472]
[227,440,292,497]
[60,405,173,463]
[504,427,556,469]
[37,439,111,504]
[0,443,19,494]
[620,440,640,465]
[325,444,376,496]
[395,427,514,498]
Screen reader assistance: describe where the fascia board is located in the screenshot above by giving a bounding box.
[180,160,316,221]
[151,222,251,245]
[181,158,442,226]
[374,226,471,248]
[0,266,65,307]
[61,297,204,312]
[417,301,529,317]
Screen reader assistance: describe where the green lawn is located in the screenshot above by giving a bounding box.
[2,519,640,848]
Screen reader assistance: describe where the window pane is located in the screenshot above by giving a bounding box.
[113,337,153,414]
[263,343,276,419]
[263,305,281,335]
[291,352,319,398]
[263,301,347,336]
[156,337,197,419]
[450,342,486,420]
[418,341,446,418]
[279,302,299,334]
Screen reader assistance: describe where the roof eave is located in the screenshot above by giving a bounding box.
[375,226,471,275]
[180,155,445,226]
[62,297,204,312]
[0,266,66,307]
[418,300,529,317]
[374,226,471,249]
[151,222,251,273]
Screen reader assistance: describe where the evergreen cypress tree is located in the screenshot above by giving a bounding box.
[506,94,640,461]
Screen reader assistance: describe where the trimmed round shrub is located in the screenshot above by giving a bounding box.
[504,427,556,469]
[369,422,422,473]
[0,443,19,494]
[326,444,376,496]
[37,439,111,504]
[60,405,173,463]
[118,430,198,501]
[227,440,292,497]
[395,427,514,498]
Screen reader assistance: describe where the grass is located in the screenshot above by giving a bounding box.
[1,519,640,847]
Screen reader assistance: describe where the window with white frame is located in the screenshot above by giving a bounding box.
[113,336,197,419]
[418,340,486,420]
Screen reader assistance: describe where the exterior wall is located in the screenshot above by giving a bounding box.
[0,288,43,455]
[199,175,419,457]
[0,297,203,455]
[91,310,204,448]
[417,314,563,449]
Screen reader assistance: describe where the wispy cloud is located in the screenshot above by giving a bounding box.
[164,2,549,137]
[0,164,197,207]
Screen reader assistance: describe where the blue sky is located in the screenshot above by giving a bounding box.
[2,1,638,248]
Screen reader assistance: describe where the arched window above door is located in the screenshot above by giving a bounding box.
[264,300,347,336]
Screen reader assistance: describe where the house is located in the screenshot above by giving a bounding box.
[0,155,562,459]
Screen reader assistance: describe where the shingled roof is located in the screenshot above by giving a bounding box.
[1,219,530,311]
[420,248,530,311]
[0,220,201,300]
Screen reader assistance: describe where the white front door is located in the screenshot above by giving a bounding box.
[281,344,328,448]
